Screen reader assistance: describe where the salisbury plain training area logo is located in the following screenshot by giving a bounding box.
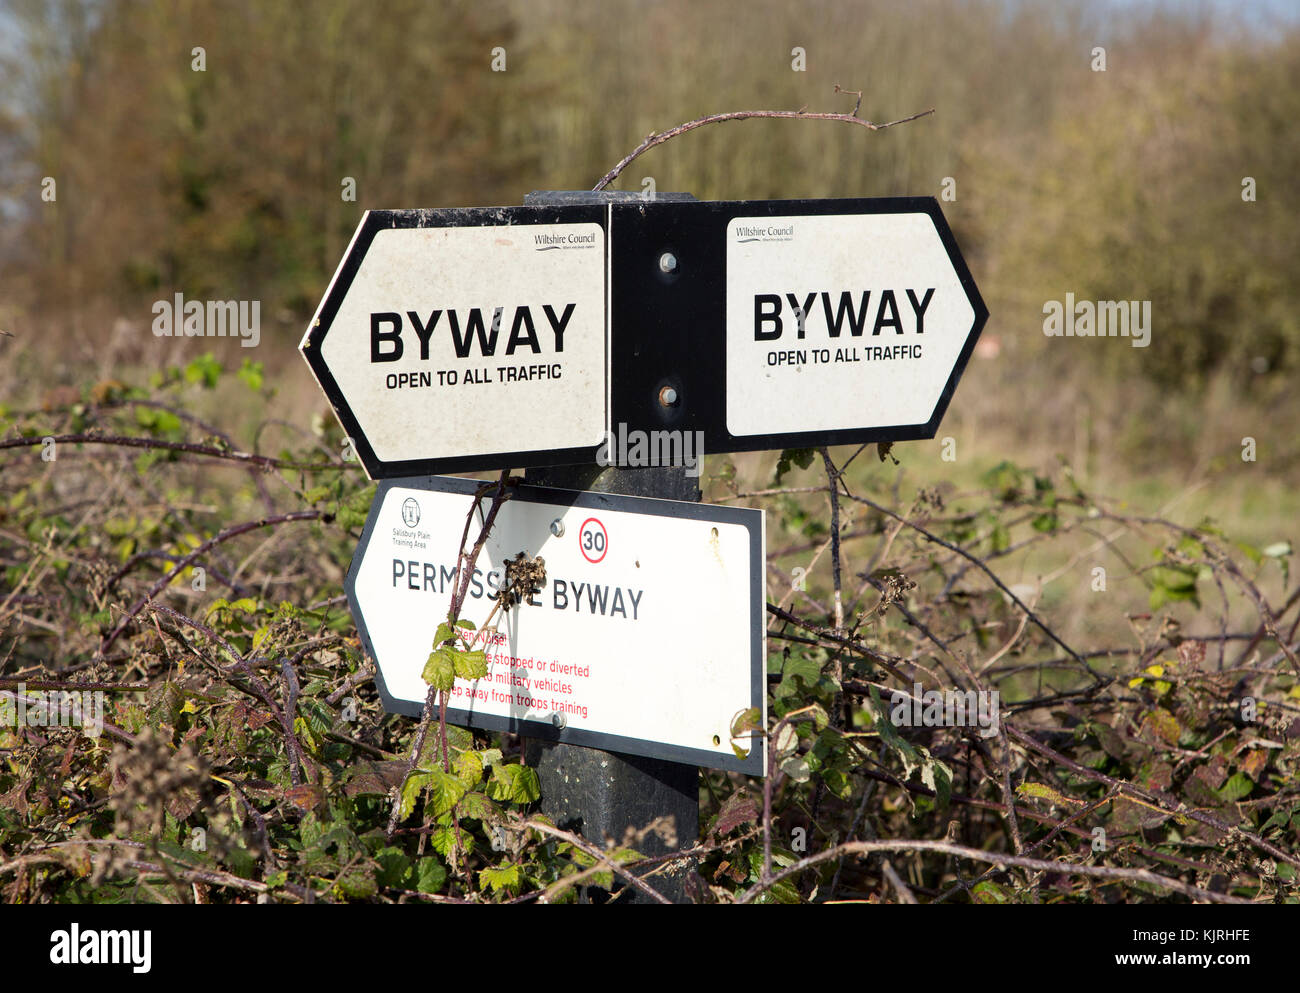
[401,497,420,528]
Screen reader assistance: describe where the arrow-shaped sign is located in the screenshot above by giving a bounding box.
[302,198,987,478]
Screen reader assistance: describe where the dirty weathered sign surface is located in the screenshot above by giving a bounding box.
[304,198,986,477]
[346,475,766,774]
[301,206,609,479]
[607,196,988,455]
[724,208,978,437]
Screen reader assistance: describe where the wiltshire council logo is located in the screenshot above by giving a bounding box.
[734,222,795,243]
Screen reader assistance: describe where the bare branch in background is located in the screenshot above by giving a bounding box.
[593,90,934,190]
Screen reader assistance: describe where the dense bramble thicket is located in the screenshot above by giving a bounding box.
[1,360,1295,903]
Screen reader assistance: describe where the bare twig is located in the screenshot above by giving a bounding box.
[820,449,845,631]
[387,473,513,838]
[99,510,323,653]
[593,94,933,191]
[738,838,1253,905]
[845,491,1098,683]
[524,819,672,905]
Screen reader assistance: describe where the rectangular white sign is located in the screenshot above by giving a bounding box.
[347,477,766,774]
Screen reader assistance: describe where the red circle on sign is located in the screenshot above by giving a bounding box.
[578,517,608,563]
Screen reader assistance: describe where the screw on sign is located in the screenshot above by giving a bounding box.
[579,517,607,563]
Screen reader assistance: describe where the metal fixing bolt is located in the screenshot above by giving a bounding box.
[658,251,677,274]
[552,712,567,729]
[550,518,565,537]
[659,385,679,407]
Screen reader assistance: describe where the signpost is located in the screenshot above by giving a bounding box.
[513,190,711,904]
[301,197,986,479]
[303,188,987,902]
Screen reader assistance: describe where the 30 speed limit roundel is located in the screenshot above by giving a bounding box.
[579,517,607,563]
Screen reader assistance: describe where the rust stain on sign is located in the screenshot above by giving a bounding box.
[709,525,723,566]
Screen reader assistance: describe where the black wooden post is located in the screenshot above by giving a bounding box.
[521,190,701,904]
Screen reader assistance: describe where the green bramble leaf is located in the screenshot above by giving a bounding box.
[569,845,643,892]
[867,684,923,780]
[479,862,522,894]
[731,706,763,735]
[237,359,263,391]
[773,723,799,759]
[442,724,474,752]
[774,447,816,484]
[184,353,222,388]
[134,406,181,435]
[424,769,469,818]
[416,857,447,893]
[333,866,378,900]
[335,486,376,531]
[1031,511,1059,533]
[919,752,952,812]
[450,647,488,681]
[778,653,823,694]
[453,748,484,789]
[422,649,455,692]
[456,790,501,824]
[486,763,540,804]
[981,460,1026,502]
[1217,772,1254,803]
[989,520,1011,553]
[297,698,333,738]
[730,705,762,758]
[1017,782,1073,806]
[1148,562,1200,610]
[763,880,802,904]
[781,756,811,782]
[808,702,830,731]
[972,881,1013,904]
[428,820,468,858]
[398,771,432,821]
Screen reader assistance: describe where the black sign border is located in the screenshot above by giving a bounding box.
[345,475,768,776]
[301,206,611,479]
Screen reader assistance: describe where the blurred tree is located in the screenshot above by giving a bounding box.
[1,0,530,332]
[0,0,1295,405]
[968,14,1300,390]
